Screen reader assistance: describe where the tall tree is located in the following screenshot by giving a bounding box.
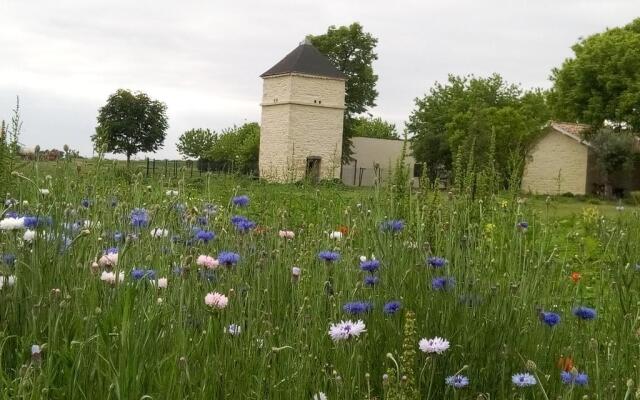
[310,23,378,162]
[352,116,399,139]
[176,128,217,159]
[93,89,168,162]
[549,18,640,131]
[407,74,550,182]
[590,128,637,195]
[203,122,260,175]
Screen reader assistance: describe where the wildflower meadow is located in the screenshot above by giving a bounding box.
[1,160,640,399]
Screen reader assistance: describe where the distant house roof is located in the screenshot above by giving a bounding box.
[260,42,346,80]
[550,121,592,146]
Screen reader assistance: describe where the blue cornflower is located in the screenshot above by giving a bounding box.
[232,195,250,207]
[360,259,380,272]
[230,215,246,225]
[427,256,448,268]
[516,221,529,229]
[540,311,561,327]
[561,371,588,386]
[432,276,456,291]
[174,203,186,214]
[364,275,379,287]
[131,269,156,281]
[343,301,372,315]
[575,373,588,386]
[22,216,38,229]
[445,375,469,388]
[5,211,18,218]
[131,269,145,280]
[81,198,91,208]
[23,216,51,229]
[1,253,16,266]
[195,230,215,243]
[113,231,124,242]
[130,208,150,228]
[512,373,536,387]
[196,216,208,226]
[380,219,405,232]
[573,306,597,320]
[218,251,240,266]
[231,216,256,232]
[383,300,402,315]
[318,251,340,262]
[104,247,118,255]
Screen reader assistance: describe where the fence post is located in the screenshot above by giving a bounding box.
[174,160,177,177]
[146,158,150,177]
[164,159,168,177]
[152,159,156,176]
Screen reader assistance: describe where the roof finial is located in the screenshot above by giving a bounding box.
[301,36,313,46]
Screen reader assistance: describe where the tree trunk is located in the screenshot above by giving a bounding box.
[127,153,131,166]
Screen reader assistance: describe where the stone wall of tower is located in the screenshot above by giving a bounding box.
[259,73,345,182]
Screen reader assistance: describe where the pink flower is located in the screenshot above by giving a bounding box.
[98,253,118,267]
[196,255,219,269]
[278,230,295,239]
[205,292,228,309]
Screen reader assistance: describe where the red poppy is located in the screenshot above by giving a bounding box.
[557,356,574,372]
[338,225,349,235]
[570,272,581,283]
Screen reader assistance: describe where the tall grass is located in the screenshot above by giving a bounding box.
[1,160,639,399]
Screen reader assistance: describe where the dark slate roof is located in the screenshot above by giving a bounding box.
[260,43,346,79]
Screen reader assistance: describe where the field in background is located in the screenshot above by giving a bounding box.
[1,159,639,398]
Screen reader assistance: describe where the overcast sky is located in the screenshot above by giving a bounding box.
[1,0,638,159]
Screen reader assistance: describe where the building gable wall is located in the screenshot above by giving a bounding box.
[521,128,589,195]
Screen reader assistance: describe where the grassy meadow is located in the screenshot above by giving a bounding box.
[1,159,640,399]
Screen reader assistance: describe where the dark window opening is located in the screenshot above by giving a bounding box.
[413,163,424,178]
[306,157,321,183]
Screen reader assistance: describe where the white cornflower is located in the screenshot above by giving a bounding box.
[100,271,124,285]
[23,229,36,242]
[39,189,50,195]
[157,277,168,289]
[165,190,179,196]
[0,217,25,230]
[329,231,343,240]
[224,324,242,336]
[418,336,450,354]
[312,392,327,400]
[328,320,366,342]
[151,228,169,238]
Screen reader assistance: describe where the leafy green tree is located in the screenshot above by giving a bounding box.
[310,23,379,162]
[176,128,216,159]
[203,122,260,175]
[590,128,637,194]
[352,116,399,139]
[549,18,640,131]
[406,74,550,182]
[93,89,168,163]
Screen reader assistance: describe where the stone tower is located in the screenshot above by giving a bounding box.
[259,40,346,182]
